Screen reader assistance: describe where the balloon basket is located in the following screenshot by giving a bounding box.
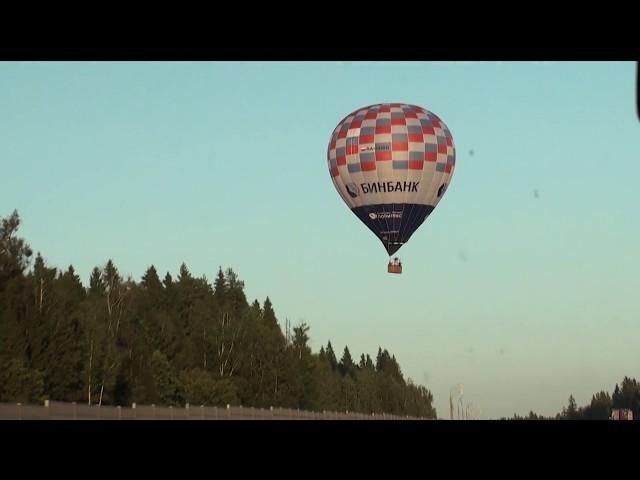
[387,258,402,274]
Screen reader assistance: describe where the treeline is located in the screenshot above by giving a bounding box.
[503,377,640,420]
[0,210,436,418]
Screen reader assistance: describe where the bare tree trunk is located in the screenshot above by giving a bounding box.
[115,283,127,338]
[88,339,93,405]
[106,275,118,336]
[129,347,133,390]
[39,277,44,314]
[216,311,243,378]
[115,299,121,337]
[217,312,228,376]
[259,363,264,393]
[98,361,117,407]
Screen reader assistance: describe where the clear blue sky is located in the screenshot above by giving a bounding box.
[1,61,638,419]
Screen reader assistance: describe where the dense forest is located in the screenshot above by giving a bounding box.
[503,377,640,420]
[0,210,437,418]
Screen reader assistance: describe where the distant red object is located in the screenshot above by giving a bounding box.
[388,257,402,274]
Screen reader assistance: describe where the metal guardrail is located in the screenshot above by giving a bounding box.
[0,401,427,420]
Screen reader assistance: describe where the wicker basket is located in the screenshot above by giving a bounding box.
[387,260,402,274]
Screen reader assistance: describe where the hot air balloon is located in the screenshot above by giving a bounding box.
[327,103,455,274]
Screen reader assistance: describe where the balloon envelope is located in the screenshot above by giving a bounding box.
[327,103,455,255]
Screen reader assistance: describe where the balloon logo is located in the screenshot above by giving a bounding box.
[327,103,455,272]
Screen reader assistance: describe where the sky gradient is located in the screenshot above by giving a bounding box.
[1,61,638,419]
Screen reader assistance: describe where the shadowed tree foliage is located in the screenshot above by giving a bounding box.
[0,211,437,417]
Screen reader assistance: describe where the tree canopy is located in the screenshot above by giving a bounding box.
[0,210,437,418]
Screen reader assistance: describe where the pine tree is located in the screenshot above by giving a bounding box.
[339,346,355,378]
[89,266,105,295]
[325,341,338,371]
[0,210,33,289]
[141,265,162,292]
